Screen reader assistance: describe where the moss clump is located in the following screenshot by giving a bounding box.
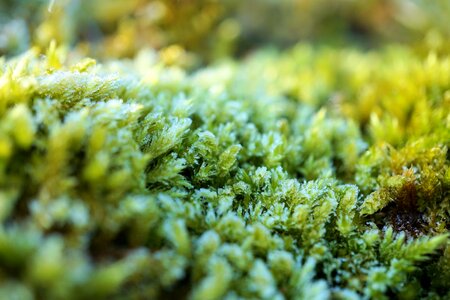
[0,42,448,299]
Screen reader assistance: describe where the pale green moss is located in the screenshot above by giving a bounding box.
[0,43,448,300]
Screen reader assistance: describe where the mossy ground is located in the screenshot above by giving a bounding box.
[0,1,449,300]
[0,42,448,299]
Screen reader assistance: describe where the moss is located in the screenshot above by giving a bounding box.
[0,42,448,299]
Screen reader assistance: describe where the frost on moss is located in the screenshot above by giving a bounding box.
[0,44,448,300]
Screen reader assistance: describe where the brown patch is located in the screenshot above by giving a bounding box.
[394,168,417,211]
[379,169,428,237]
[390,210,426,238]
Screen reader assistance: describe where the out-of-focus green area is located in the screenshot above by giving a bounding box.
[1,0,450,62]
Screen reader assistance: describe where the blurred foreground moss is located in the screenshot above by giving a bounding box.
[0,41,448,299]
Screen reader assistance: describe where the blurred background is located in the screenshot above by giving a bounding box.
[1,0,449,64]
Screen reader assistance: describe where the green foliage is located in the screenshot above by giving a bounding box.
[0,43,448,300]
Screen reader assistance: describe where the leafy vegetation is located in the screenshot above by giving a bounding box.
[0,41,448,299]
[0,1,449,299]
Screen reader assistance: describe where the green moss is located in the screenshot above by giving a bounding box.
[0,43,448,299]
